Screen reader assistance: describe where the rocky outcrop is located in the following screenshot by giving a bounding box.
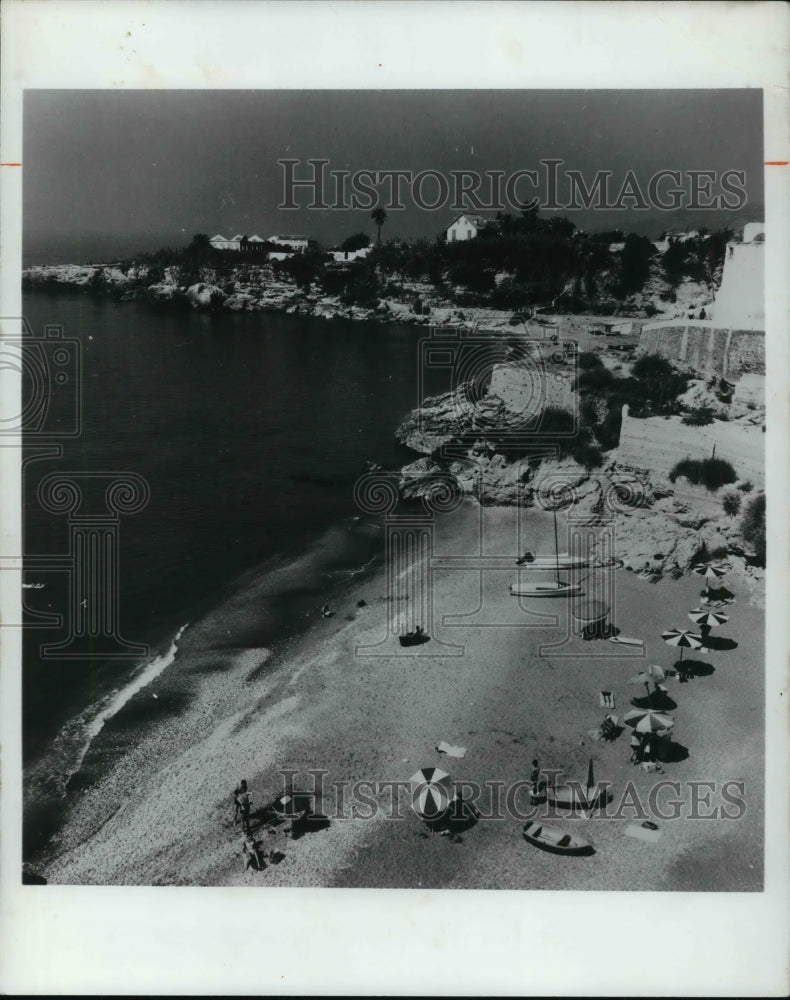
[185,282,225,310]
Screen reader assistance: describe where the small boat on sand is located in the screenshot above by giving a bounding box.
[512,512,585,594]
[545,783,608,810]
[510,581,582,597]
[399,626,430,647]
[522,821,593,855]
[515,553,589,570]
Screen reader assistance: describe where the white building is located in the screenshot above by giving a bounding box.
[328,246,373,265]
[445,213,486,242]
[268,235,311,253]
[209,233,269,253]
[209,234,240,251]
[709,223,765,330]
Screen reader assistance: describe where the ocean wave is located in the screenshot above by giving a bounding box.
[26,623,189,803]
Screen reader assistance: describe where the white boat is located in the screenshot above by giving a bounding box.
[510,581,582,598]
[522,821,592,855]
[515,553,589,570]
[545,782,608,810]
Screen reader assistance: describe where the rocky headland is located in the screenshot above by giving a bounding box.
[393,358,765,602]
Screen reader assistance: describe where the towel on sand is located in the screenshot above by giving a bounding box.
[625,823,662,843]
[436,741,467,758]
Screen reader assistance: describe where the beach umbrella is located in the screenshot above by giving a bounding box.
[628,671,657,699]
[624,708,675,734]
[661,627,704,663]
[571,598,610,624]
[410,767,454,821]
[692,562,727,595]
[688,606,729,638]
[692,562,727,581]
[688,608,729,629]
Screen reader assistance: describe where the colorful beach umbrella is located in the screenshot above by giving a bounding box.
[661,627,704,662]
[624,708,675,734]
[410,767,453,821]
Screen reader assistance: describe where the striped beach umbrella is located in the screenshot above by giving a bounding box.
[692,562,727,595]
[410,767,454,821]
[624,708,675,734]
[692,562,727,581]
[661,627,704,662]
[688,608,729,628]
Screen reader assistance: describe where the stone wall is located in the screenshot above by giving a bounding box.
[637,320,764,380]
[616,405,764,487]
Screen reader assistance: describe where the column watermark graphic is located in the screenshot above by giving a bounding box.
[1,317,150,659]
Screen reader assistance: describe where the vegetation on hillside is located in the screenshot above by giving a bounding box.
[669,457,737,491]
[575,352,691,451]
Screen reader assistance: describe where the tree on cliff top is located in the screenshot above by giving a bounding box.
[616,233,655,296]
[371,207,388,246]
[340,232,371,252]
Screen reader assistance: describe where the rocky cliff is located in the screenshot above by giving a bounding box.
[395,362,765,599]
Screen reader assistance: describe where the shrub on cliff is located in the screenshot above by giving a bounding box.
[568,440,604,470]
[682,406,715,426]
[721,490,742,516]
[669,457,737,491]
[740,493,766,565]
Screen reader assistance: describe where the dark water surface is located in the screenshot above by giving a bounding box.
[21,291,432,816]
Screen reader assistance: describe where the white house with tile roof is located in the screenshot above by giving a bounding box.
[445,213,487,242]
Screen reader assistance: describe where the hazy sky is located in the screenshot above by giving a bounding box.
[24,89,763,260]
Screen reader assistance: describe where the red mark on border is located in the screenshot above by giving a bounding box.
[1,162,22,167]
[764,161,788,166]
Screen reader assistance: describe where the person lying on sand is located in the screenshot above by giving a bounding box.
[242,836,267,871]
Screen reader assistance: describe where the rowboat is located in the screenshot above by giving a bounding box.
[522,821,593,855]
[510,581,582,597]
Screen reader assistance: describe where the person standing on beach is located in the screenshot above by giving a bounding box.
[530,759,541,800]
[234,779,252,834]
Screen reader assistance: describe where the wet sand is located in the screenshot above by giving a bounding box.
[41,503,764,890]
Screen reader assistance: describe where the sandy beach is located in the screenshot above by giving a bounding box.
[37,501,763,891]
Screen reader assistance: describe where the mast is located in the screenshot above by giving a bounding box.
[553,509,560,585]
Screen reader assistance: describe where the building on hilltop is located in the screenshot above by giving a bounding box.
[209,233,269,253]
[445,213,487,242]
[636,223,765,390]
[710,224,765,330]
[268,235,312,253]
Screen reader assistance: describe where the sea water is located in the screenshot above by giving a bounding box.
[19,289,445,857]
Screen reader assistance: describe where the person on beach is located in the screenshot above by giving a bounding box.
[629,733,642,764]
[242,835,266,871]
[234,780,252,835]
[529,759,542,799]
[321,603,334,618]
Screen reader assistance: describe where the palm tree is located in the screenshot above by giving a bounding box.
[371,206,388,246]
